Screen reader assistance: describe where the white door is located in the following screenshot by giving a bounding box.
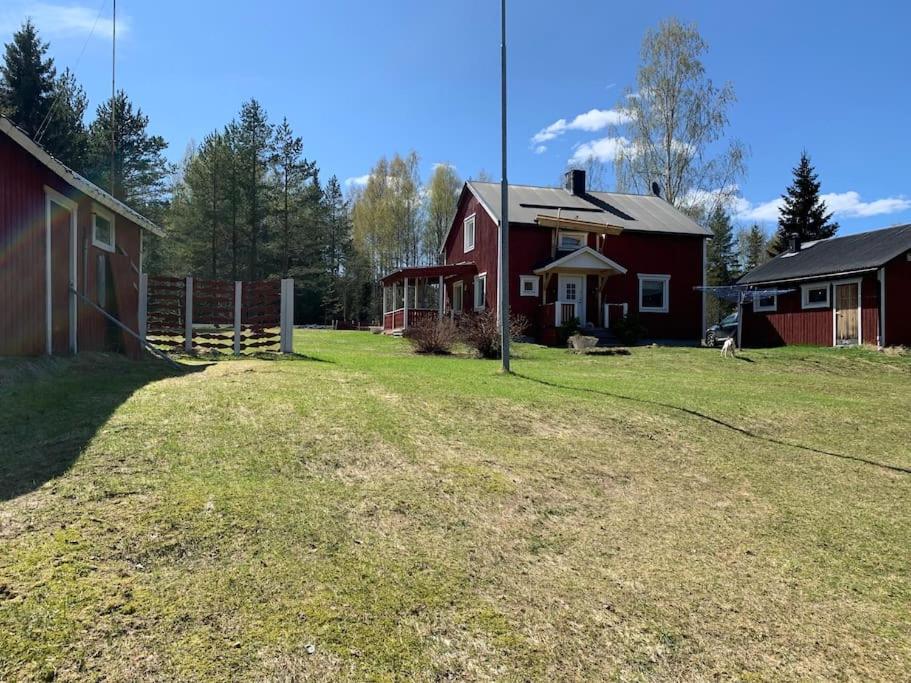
[558,274,585,324]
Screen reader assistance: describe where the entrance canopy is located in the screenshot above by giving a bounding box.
[380,262,477,286]
[533,246,627,276]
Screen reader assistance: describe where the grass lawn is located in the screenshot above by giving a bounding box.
[1,331,910,681]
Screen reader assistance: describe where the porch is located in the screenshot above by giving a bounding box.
[379,263,477,333]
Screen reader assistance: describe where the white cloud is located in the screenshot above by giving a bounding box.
[531,108,631,145]
[432,162,457,171]
[533,145,547,155]
[0,2,128,39]
[344,174,370,189]
[568,136,631,164]
[732,191,911,223]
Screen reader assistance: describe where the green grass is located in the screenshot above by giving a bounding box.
[1,332,909,681]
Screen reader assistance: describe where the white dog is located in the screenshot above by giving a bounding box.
[720,337,737,358]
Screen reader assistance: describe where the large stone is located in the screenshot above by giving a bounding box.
[568,334,598,350]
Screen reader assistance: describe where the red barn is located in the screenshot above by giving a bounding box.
[0,116,163,357]
[381,169,709,344]
[738,225,911,347]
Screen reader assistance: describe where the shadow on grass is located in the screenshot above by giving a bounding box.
[175,351,333,364]
[0,355,205,502]
[514,372,911,475]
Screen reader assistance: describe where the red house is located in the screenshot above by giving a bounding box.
[0,116,163,357]
[738,225,911,347]
[381,170,710,344]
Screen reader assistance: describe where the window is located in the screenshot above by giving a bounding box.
[92,204,115,252]
[753,292,777,312]
[519,275,539,297]
[638,274,670,313]
[463,214,476,252]
[452,281,463,312]
[801,283,830,309]
[558,231,586,251]
[473,273,486,310]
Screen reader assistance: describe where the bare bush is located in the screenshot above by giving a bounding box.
[403,318,458,354]
[459,309,528,359]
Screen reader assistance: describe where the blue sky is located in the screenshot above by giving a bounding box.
[3,0,910,234]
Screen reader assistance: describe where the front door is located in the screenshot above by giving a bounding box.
[558,274,585,324]
[834,281,860,346]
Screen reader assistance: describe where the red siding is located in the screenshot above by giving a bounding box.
[885,252,911,346]
[443,191,499,314]
[0,133,144,357]
[742,273,881,347]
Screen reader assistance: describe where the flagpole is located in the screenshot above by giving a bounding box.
[498,0,510,371]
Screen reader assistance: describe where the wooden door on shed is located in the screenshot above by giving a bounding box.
[49,199,71,354]
[834,282,860,346]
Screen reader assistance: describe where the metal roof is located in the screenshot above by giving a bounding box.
[465,181,710,236]
[0,116,163,236]
[738,224,911,285]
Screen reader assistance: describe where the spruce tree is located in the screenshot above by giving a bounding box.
[740,224,769,272]
[0,20,56,137]
[772,152,838,252]
[706,206,737,285]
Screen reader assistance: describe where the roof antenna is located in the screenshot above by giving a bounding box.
[651,181,661,198]
[110,0,116,196]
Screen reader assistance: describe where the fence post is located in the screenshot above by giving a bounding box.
[184,275,193,354]
[138,272,148,345]
[234,280,242,356]
[280,278,294,353]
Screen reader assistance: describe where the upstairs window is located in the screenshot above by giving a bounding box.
[92,204,115,252]
[638,274,670,313]
[463,214,476,252]
[557,231,586,251]
[801,283,830,309]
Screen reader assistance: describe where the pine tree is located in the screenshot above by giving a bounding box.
[40,68,89,170]
[272,117,315,278]
[0,20,56,137]
[772,152,838,252]
[706,206,737,285]
[236,99,273,280]
[739,224,769,272]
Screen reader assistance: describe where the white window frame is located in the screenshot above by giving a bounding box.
[753,292,777,312]
[473,273,487,311]
[92,203,116,253]
[463,213,476,253]
[801,282,830,309]
[637,274,670,313]
[519,275,539,297]
[557,230,587,251]
[452,280,464,313]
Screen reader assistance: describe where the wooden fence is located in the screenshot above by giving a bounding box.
[140,275,293,355]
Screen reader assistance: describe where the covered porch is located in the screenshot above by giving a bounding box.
[379,263,477,333]
[533,247,627,329]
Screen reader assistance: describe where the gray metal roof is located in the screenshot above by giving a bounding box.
[466,181,710,236]
[738,224,911,285]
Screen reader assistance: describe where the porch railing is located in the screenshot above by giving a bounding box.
[554,301,578,326]
[383,307,439,330]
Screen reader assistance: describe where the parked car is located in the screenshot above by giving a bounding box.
[705,312,738,347]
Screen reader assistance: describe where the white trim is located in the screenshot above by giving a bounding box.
[753,292,777,312]
[701,237,707,343]
[533,246,627,274]
[557,230,587,251]
[463,213,476,253]
[800,282,830,309]
[637,273,670,314]
[91,203,116,253]
[44,186,79,355]
[2,116,163,236]
[519,274,540,297]
[832,278,862,347]
[473,272,487,310]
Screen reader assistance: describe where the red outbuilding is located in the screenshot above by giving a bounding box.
[0,116,163,357]
[380,169,710,344]
[738,225,911,347]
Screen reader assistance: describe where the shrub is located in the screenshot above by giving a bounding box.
[613,313,647,345]
[459,309,529,359]
[403,317,458,354]
[557,317,581,346]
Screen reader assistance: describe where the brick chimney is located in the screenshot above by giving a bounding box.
[789,232,802,253]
